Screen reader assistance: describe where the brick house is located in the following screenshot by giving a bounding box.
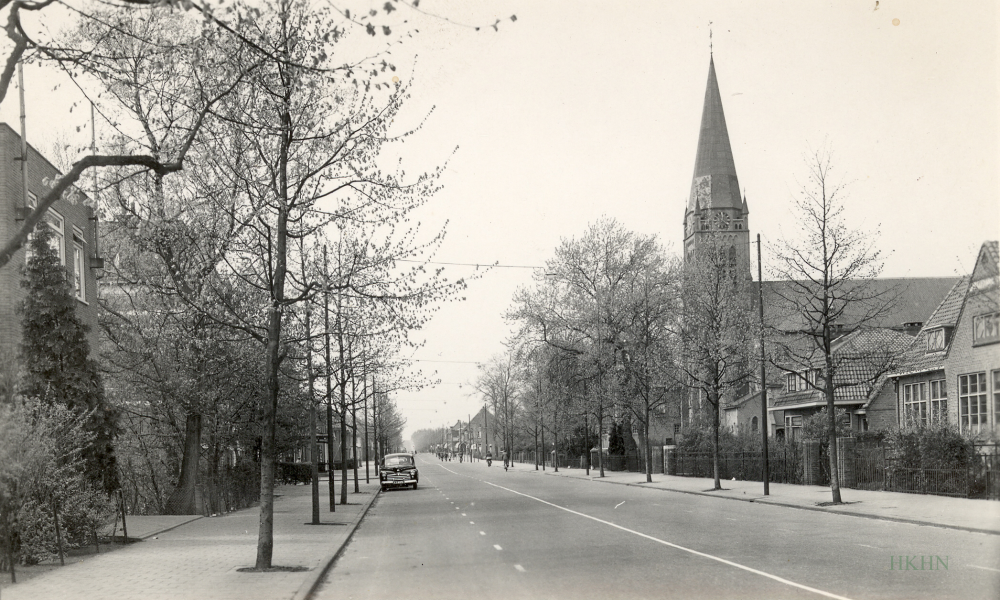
[736,277,957,438]
[0,123,101,364]
[886,241,999,437]
[768,328,914,441]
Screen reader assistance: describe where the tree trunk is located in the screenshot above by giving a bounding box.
[352,382,359,493]
[305,301,320,525]
[826,375,842,503]
[712,394,721,490]
[540,413,545,471]
[644,404,653,483]
[338,332,349,506]
[597,403,605,478]
[256,300,281,568]
[255,39,292,567]
[165,412,203,515]
[52,497,65,566]
[323,247,335,513]
[7,530,15,583]
[553,404,559,473]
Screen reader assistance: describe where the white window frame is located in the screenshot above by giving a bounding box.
[26,193,65,265]
[929,379,947,424]
[959,373,988,434]
[72,242,86,302]
[786,373,797,392]
[785,415,802,441]
[72,226,87,302]
[993,370,1000,434]
[902,382,928,427]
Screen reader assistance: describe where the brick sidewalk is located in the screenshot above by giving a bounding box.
[2,476,379,600]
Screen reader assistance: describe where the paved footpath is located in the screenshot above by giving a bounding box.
[510,461,1000,535]
[2,475,378,600]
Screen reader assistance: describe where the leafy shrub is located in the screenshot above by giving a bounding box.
[883,423,973,470]
[276,462,312,485]
[17,486,114,565]
[801,407,852,442]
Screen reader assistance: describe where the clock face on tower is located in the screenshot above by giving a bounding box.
[713,212,731,230]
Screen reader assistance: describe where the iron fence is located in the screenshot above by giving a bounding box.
[853,442,999,500]
[674,448,802,484]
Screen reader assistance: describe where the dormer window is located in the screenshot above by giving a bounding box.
[926,327,946,353]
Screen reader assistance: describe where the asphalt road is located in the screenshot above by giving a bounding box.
[314,455,1000,600]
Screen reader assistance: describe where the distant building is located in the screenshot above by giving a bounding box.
[0,123,101,362]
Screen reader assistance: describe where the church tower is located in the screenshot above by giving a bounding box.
[683,55,751,280]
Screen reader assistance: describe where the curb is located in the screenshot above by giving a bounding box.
[537,468,1000,537]
[138,516,204,540]
[292,488,381,600]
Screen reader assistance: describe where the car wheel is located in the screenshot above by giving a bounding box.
[412,481,418,490]
[380,485,386,492]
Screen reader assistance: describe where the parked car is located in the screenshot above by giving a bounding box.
[381,453,419,491]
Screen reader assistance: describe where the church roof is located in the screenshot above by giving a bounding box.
[762,277,960,334]
[687,56,743,214]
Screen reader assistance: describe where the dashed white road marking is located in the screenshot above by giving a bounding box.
[857,544,879,549]
[615,501,626,509]
[469,521,475,525]
[514,564,526,572]
[493,544,503,551]
[480,531,486,536]
[462,513,467,516]
[482,481,855,600]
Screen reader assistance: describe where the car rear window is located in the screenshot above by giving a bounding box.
[385,456,413,466]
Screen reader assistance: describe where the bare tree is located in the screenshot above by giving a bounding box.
[769,147,899,504]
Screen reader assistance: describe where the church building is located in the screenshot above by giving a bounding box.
[675,54,961,442]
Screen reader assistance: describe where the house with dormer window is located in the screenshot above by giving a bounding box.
[876,278,968,429]
[885,241,1000,436]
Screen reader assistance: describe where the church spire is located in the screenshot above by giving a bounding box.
[683,54,751,277]
[687,55,742,214]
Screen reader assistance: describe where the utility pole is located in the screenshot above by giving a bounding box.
[757,234,770,496]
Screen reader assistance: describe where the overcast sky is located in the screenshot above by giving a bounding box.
[382,0,998,441]
[7,1,997,443]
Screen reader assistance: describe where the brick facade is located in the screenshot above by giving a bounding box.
[942,243,999,436]
[0,122,101,362]
[887,242,999,436]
